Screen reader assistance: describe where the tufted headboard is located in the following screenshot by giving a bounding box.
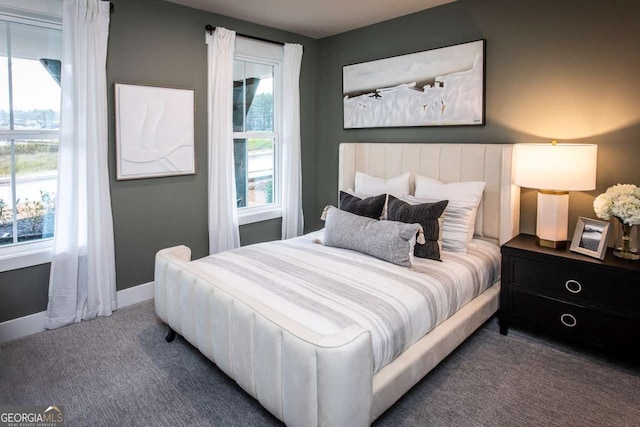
[338,143,520,245]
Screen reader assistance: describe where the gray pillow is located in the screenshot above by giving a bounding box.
[323,206,421,267]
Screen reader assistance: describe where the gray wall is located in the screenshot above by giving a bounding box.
[313,0,640,235]
[3,0,640,323]
[106,0,318,289]
[0,0,318,322]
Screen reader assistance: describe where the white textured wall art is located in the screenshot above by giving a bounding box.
[343,40,485,128]
[115,83,195,180]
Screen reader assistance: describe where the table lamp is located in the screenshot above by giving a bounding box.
[514,142,598,248]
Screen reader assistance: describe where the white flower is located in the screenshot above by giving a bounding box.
[593,183,640,226]
[593,192,612,220]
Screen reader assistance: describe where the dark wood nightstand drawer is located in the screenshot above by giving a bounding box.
[510,257,640,314]
[509,290,640,348]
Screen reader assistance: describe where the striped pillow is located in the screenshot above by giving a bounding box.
[436,199,479,253]
[413,176,485,253]
[400,195,479,253]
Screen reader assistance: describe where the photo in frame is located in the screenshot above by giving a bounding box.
[342,39,485,129]
[570,217,610,260]
[115,83,195,180]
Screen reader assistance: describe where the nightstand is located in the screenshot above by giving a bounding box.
[500,234,640,357]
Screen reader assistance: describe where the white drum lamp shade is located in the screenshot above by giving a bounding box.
[514,143,598,248]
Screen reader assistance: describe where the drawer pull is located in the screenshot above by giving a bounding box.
[565,279,582,294]
[560,313,577,327]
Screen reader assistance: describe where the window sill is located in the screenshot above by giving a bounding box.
[238,206,282,226]
[0,240,53,273]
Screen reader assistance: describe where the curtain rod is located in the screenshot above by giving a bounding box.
[205,25,284,46]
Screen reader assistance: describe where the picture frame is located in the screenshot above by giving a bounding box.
[570,217,610,260]
[342,39,485,129]
[115,83,195,180]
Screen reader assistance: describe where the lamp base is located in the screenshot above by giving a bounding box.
[535,190,569,249]
[537,237,568,249]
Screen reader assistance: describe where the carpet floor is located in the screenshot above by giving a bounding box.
[1,300,638,426]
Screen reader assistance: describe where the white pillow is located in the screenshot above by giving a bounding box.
[414,175,485,205]
[354,171,410,197]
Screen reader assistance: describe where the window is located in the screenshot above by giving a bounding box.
[0,10,61,269]
[232,37,282,225]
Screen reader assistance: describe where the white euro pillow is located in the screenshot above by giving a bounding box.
[414,175,485,205]
[354,171,410,197]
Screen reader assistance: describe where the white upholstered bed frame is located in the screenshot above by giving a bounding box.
[154,143,520,426]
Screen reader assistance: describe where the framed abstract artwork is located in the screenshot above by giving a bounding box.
[115,83,195,180]
[343,39,485,129]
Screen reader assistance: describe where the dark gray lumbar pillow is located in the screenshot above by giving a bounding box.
[338,191,386,219]
[322,206,421,267]
[385,195,448,261]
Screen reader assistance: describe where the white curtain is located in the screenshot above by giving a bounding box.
[206,27,240,254]
[46,0,115,329]
[281,43,304,239]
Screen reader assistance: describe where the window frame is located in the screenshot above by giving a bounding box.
[0,11,61,271]
[233,42,283,225]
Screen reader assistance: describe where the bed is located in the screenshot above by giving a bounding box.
[154,143,520,426]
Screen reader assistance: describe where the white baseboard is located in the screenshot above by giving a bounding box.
[0,310,49,345]
[116,281,154,309]
[0,282,154,344]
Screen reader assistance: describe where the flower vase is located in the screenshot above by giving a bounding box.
[613,221,639,260]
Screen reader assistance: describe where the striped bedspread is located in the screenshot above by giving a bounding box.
[191,231,500,373]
